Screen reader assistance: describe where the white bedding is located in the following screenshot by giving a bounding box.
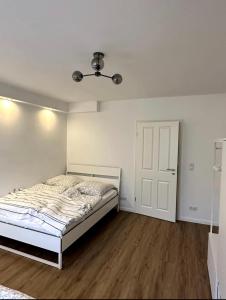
[0,285,33,299]
[0,189,117,237]
[63,189,118,235]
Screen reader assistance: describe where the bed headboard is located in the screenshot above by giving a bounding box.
[67,164,121,192]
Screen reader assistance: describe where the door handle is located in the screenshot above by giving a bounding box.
[166,168,176,172]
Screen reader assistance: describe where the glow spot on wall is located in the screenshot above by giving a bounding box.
[2,99,11,108]
[0,98,20,126]
[38,109,57,131]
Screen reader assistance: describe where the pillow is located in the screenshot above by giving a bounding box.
[76,181,114,196]
[46,175,82,189]
[45,175,65,185]
[28,184,66,194]
[62,186,81,198]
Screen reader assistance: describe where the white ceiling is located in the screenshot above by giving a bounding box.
[0,0,226,102]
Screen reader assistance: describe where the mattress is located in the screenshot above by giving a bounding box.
[0,189,118,237]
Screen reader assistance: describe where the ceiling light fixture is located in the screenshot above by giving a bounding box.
[72,52,123,85]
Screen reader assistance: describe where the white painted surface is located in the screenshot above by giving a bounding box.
[67,164,120,177]
[0,81,68,111]
[135,121,179,222]
[67,94,226,223]
[0,99,67,196]
[69,101,99,113]
[208,233,219,299]
[67,164,121,191]
[217,140,226,299]
[0,222,61,252]
[212,141,222,227]
[0,1,226,102]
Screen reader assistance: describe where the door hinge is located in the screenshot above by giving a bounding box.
[135,197,137,202]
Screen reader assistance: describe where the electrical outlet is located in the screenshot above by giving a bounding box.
[189,206,198,211]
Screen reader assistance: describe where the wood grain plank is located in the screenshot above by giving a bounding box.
[0,211,211,299]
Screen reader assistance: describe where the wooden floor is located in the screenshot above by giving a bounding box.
[0,211,211,299]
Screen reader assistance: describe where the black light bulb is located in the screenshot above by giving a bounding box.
[112,73,123,85]
[72,71,83,82]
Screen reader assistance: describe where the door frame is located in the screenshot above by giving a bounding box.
[134,120,180,218]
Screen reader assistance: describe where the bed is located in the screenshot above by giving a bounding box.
[0,164,121,269]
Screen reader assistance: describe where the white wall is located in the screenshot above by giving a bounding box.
[0,99,67,196]
[67,94,226,224]
[0,81,68,112]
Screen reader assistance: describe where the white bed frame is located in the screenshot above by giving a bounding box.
[0,164,121,269]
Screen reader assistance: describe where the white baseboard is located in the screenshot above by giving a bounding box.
[120,206,137,214]
[178,216,211,225]
[120,207,212,226]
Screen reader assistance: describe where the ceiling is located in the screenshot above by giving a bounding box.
[0,0,226,102]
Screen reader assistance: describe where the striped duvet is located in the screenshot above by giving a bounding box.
[0,189,101,236]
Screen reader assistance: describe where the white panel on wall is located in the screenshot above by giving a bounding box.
[157,181,169,211]
[159,126,170,171]
[170,125,179,169]
[141,178,152,208]
[69,101,99,113]
[142,127,154,170]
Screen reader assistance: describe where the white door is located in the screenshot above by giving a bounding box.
[135,121,179,222]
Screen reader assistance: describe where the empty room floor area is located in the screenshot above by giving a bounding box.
[0,211,211,299]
